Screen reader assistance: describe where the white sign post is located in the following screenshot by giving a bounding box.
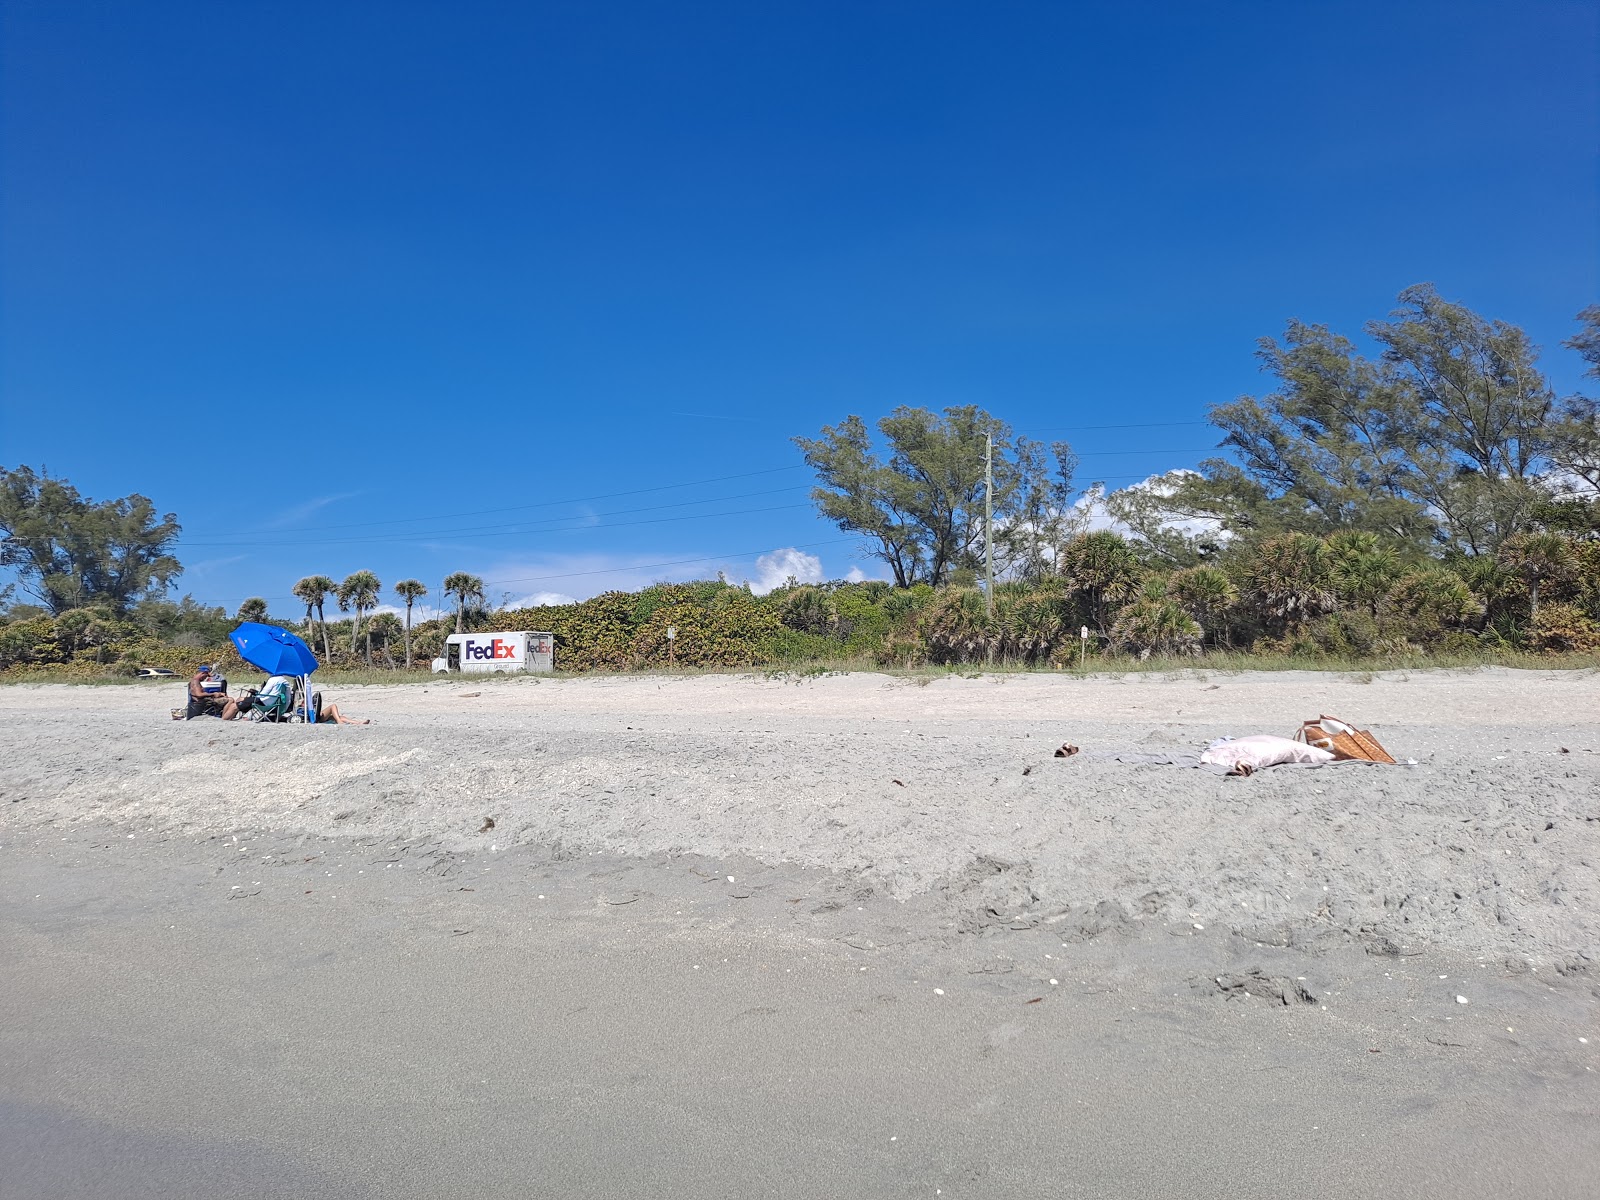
[1079,625,1089,669]
[666,624,677,668]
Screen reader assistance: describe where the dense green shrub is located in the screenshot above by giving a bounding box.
[1527,602,1600,653]
[632,585,782,667]
[1110,598,1201,657]
[763,627,844,664]
[1304,610,1382,657]
[1388,568,1480,642]
[918,588,992,664]
[778,586,842,636]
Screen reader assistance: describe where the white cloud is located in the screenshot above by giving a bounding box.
[1074,472,1225,542]
[474,551,736,601]
[372,590,575,625]
[746,547,824,595]
[509,591,579,608]
[186,554,249,575]
[258,491,361,530]
[388,547,862,609]
[844,566,869,583]
[370,602,450,624]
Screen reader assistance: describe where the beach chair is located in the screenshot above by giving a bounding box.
[248,678,297,723]
[280,678,323,724]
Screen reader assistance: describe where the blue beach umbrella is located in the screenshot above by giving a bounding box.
[228,622,320,722]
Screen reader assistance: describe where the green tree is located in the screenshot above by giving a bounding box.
[918,587,994,664]
[1369,284,1555,551]
[1169,286,1562,553]
[1326,532,1403,619]
[443,572,485,634]
[393,579,428,668]
[366,611,403,668]
[236,597,269,625]
[1110,598,1202,657]
[994,438,1080,581]
[293,575,336,663]
[1176,321,1431,541]
[778,586,841,637]
[53,605,127,661]
[1243,534,1335,634]
[1497,532,1577,619]
[0,466,181,615]
[132,595,231,647]
[992,585,1065,664]
[795,407,1074,587]
[1568,304,1600,376]
[1455,555,1521,631]
[1388,568,1480,639]
[1552,304,1600,495]
[1167,565,1238,645]
[337,570,382,663]
[1056,531,1140,635]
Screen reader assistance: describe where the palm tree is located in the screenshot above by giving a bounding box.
[293,575,336,663]
[1167,565,1239,645]
[393,579,428,669]
[1497,532,1577,619]
[919,587,993,665]
[993,586,1064,665]
[443,572,485,634]
[1389,567,1479,632]
[338,570,382,663]
[1110,598,1202,657]
[235,597,269,624]
[366,612,404,668]
[1057,531,1141,635]
[1326,533,1403,620]
[1243,534,1335,634]
[1458,555,1520,629]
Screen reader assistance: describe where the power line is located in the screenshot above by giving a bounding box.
[1021,420,1214,433]
[184,466,1209,608]
[167,447,1222,546]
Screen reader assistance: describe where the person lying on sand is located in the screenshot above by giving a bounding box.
[314,701,369,726]
[185,665,228,719]
[295,689,369,725]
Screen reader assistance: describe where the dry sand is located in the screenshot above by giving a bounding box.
[3,667,1598,1197]
[4,667,1598,963]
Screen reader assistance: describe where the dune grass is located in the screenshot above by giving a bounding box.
[8,647,1597,688]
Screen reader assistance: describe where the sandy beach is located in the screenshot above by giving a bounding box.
[3,668,1598,1197]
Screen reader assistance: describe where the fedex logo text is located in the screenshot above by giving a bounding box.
[464,638,520,661]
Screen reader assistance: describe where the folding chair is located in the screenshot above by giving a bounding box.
[248,678,297,723]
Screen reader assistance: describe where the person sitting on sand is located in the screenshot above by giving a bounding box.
[185,665,229,719]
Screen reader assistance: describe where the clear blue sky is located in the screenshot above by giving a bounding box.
[3,1,1596,614]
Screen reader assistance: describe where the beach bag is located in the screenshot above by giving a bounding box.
[1294,715,1395,764]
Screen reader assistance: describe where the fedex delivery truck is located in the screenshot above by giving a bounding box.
[432,631,554,674]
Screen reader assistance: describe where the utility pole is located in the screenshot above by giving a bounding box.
[984,431,994,620]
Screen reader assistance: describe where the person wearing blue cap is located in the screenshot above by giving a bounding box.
[185,665,229,719]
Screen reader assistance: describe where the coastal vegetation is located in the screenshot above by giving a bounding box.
[3,288,1598,679]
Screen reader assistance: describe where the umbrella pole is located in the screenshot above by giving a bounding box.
[304,674,314,724]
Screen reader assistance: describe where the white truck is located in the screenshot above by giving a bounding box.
[431,631,554,675]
